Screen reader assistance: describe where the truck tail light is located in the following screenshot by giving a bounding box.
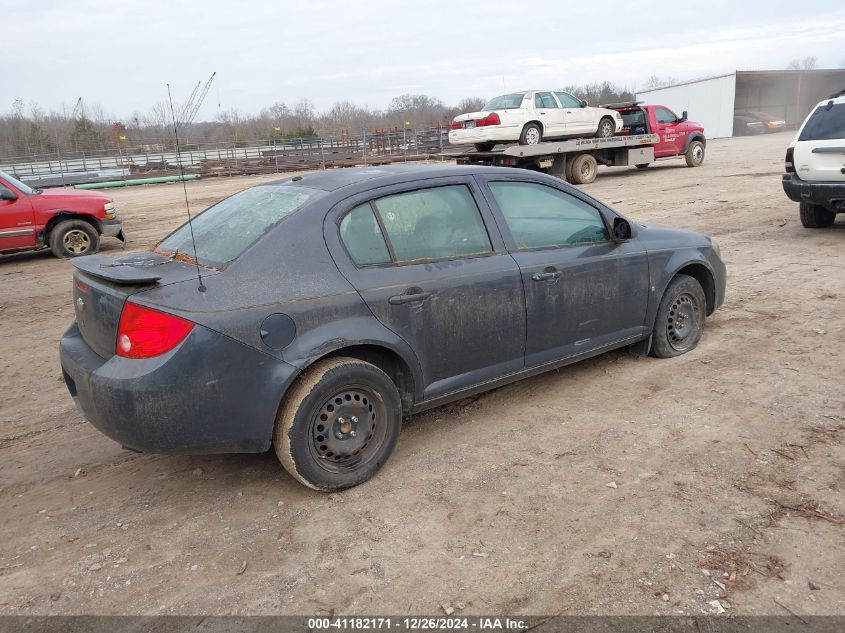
[116,301,194,358]
[476,113,501,127]
[785,147,795,173]
[450,119,463,129]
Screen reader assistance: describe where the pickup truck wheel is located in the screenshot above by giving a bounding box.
[650,274,706,358]
[569,153,598,184]
[49,220,100,258]
[273,357,402,491]
[519,123,542,145]
[799,201,836,228]
[685,140,705,167]
[474,143,495,152]
[595,117,615,138]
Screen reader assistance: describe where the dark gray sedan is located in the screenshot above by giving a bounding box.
[60,165,726,490]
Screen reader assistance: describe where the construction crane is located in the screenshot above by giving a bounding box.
[178,72,216,135]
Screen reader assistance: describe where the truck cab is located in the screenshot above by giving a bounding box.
[0,170,125,258]
[607,102,706,162]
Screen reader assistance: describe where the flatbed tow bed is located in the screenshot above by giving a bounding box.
[449,133,660,184]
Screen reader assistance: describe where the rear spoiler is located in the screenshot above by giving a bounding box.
[71,254,162,284]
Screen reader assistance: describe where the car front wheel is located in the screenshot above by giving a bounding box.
[49,220,100,258]
[273,357,402,491]
[650,274,706,358]
[685,140,705,167]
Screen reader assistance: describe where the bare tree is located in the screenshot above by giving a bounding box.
[787,57,818,70]
[457,97,487,113]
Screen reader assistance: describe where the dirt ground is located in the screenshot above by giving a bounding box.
[1,132,843,617]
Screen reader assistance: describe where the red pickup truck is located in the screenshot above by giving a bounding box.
[0,170,124,258]
[608,102,706,168]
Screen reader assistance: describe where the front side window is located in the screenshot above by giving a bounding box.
[156,184,318,267]
[489,182,609,249]
[534,92,558,109]
[798,102,845,141]
[656,107,678,124]
[555,92,583,109]
[0,169,35,195]
[339,203,391,266]
[372,185,492,263]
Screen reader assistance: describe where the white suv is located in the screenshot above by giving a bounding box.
[449,91,623,151]
[782,90,845,228]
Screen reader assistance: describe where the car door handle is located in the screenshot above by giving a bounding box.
[532,271,561,282]
[389,291,431,305]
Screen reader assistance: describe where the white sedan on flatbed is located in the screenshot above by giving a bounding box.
[449,90,624,151]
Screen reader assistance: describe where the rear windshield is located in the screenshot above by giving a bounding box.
[620,109,646,128]
[482,93,525,110]
[156,185,318,267]
[798,103,845,141]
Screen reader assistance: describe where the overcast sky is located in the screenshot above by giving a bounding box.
[3,0,844,120]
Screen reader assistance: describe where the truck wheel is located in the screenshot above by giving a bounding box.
[685,140,705,167]
[650,274,706,358]
[635,163,650,170]
[49,220,100,258]
[474,143,495,152]
[799,201,835,228]
[595,117,615,138]
[569,153,598,184]
[273,357,403,491]
[519,123,543,145]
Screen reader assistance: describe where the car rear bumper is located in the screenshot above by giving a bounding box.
[782,174,845,211]
[59,321,299,453]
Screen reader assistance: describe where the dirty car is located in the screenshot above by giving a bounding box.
[59,165,726,491]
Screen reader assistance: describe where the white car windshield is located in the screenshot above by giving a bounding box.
[482,94,525,110]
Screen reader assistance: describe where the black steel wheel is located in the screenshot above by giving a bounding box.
[273,357,402,491]
[650,274,706,358]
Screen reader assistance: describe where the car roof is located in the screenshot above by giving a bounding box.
[261,164,523,192]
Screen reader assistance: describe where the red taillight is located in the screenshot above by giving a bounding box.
[450,119,462,129]
[476,112,501,127]
[785,147,795,173]
[116,301,194,359]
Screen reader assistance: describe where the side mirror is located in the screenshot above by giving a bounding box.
[612,217,632,241]
[679,110,688,122]
[0,186,18,201]
[580,99,588,108]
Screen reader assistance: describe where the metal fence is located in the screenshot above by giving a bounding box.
[1,127,453,188]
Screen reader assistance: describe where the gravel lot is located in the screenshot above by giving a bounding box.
[1,131,843,616]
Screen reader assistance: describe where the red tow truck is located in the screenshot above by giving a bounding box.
[452,102,706,184]
[0,170,124,258]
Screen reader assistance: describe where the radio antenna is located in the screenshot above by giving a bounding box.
[166,83,206,293]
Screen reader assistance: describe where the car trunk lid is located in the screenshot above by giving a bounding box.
[71,253,217,359]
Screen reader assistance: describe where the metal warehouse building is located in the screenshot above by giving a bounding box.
[636,69,845,138]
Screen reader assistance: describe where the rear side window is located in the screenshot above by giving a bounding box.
[798,103,845,141]
[489,182,609,249]
[371,185,492,263]
[156,185,317,267]
[339,204,391,266]
[534,92,558,109]
[482,93,525,110]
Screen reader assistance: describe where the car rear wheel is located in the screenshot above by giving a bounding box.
[568,153,598,184]
[474,143,495,152]
[273,357,402,491]
[799,202,836,228]
[49,220,100,258]
[635,163,650,170]
[685,140,705,167]
[650,274,706,358]
[519,123,543,145]
[595,117,615,138]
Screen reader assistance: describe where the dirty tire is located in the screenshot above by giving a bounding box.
[799,201,835,228]
[635,163,650,170]
[685,140,705,167]
[49,220,100,258]
[273,357,402,491]
[474,143,495,152]
[569,153,598,184]
[519,123,543,145]
[595,117,615,138]
[650,274,706,358]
